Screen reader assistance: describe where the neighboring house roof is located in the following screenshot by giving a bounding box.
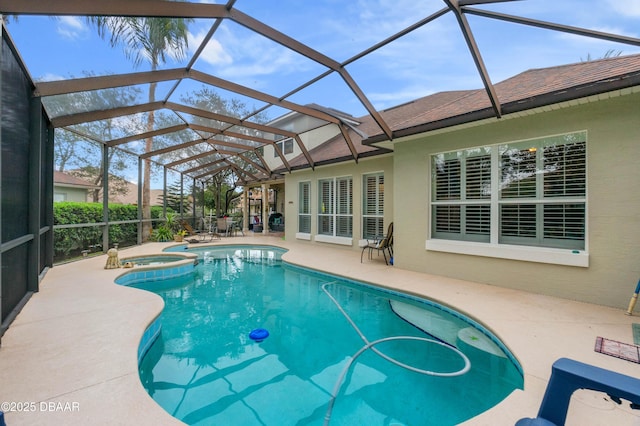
[53,171,99,189]
[109,181,164,206]
[283,54,640,171]
[54,171,164,205]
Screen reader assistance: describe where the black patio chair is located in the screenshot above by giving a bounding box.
[360,222,393,265]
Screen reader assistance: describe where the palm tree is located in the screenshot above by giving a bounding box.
[581,49,623,62]
[87,15,192,240]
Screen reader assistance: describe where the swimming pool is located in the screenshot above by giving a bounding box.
[131,245,523,425]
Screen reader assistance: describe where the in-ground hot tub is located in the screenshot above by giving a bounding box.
[116,250,198,287]
[120,253,192,266]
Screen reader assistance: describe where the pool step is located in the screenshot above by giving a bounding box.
[389,299,505,358]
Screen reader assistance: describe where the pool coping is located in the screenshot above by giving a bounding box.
[119,251,197,265]
[0,238,639,425]
[115,255,197,286]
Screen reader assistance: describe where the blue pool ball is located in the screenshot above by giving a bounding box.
[249,328,269,342]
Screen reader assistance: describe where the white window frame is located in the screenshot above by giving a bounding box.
[315,176,353,246]
[427,131,588,267]
[296,181,311,240]
[274,138,294,157]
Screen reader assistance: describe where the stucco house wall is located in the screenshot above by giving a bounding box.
[53,171,97,202]
[262,124,343,170]
[392,90,640,308]
[53,185,90,202]
[284,154,394,248]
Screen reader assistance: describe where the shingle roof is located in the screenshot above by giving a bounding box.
[379,53,640,139]
[284,53,640,171]
[53,171,98,188]
[109,182,164,206]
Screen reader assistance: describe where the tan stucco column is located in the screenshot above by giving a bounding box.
[262,183,269,234]
[242,187,249,233]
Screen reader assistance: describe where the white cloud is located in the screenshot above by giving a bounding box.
[556,25,639,44]
[184,0,640,114]
[36,72,67,82]
[184,1,459,109]
[188,29,233,66]
[189,24,314,87]
[607,0,640,17]
[56,16,87,40]
[220,42,300,78]
[312,0,443,58]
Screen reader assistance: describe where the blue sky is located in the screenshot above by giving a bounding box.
[5,0,639,187]
[5,0,640,118]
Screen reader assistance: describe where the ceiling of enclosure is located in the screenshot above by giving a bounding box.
[1,0,639,185]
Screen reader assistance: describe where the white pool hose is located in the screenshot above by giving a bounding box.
[321,283,471,425]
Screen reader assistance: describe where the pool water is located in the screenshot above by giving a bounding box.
[134,246,522,425]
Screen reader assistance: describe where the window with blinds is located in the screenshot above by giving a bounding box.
[543,203,585,240]
[336,177,353,237]
[501,148,537,198]
[362,173,384,239]
[543,141,586,197]
[432,150,491,242]
[466,155,491,199]
[318,179,334,235]
[298,181,311,233]
[431,132,586,250]
[499,137,585,249]
[466,205,490,235]
[318,177,353,237]
[434,157,461,200]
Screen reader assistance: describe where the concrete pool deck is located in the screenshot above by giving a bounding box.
[0,236,639,425]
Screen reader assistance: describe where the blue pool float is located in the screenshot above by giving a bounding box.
[249,328,269,342]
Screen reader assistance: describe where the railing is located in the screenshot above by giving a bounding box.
[52,216,198,263]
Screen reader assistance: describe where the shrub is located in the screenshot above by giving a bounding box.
[53,202,166,262]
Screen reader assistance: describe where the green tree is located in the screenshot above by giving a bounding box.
[181,86,271,127]
[48,81,143,201]
[87,14,192,240]
[70,167,132,203]
[160,181,192,214]
[197,177,240,218]
[180,86,269,217]
[209,174,242,217]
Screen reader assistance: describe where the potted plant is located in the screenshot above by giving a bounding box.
[173,229,187,242]
[152,212,182,242]
[165,213,189,242]
[152,224,173,242]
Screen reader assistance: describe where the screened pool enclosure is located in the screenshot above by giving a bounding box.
[1,0,639,343]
